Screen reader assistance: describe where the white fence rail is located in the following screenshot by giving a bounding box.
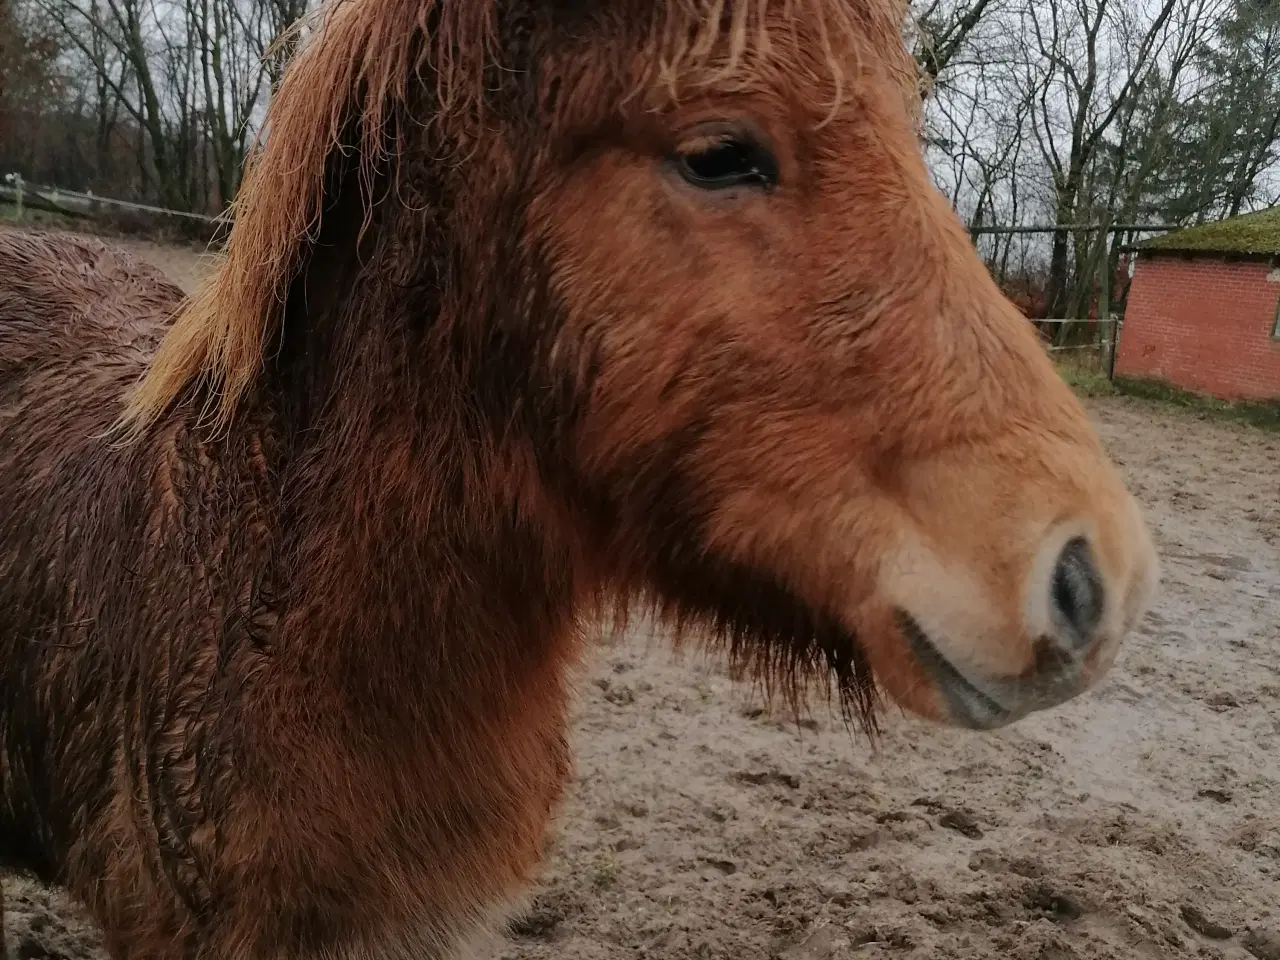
[1033,317,1119,354]
[2,173,218,224]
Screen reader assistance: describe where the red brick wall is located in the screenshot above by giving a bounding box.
[1115,255,1280,401]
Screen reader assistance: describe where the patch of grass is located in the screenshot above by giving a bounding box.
[587,853,619,891]
[0,199,224,246]
[1056,361,1118,397]
[1112,376,1280,431]
[0,200,86,230]
[1054,359,1280,429]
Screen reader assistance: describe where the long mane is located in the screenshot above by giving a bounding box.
[113,0,917,439]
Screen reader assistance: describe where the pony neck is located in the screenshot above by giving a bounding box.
[249,199,585,719]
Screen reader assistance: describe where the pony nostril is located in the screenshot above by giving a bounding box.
[1050,536,1104,647]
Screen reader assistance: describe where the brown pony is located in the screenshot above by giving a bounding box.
[0,0,1158,957]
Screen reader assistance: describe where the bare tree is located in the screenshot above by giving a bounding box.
[909,0,1005,96]
[1019,0,1182,320]
[20,0,307,211]
[5,0,1277,234]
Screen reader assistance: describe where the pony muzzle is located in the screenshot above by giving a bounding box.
[873,496,1158,730]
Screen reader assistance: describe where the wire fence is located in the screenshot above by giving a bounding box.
[967,218,1181,382]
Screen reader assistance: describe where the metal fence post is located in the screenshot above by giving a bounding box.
[1097,217,1113,378]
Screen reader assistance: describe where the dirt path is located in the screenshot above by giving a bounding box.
[106,235,220,294]
[3,237,1277,960]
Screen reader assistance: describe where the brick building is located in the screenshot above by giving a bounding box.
[1114,206,1280,401]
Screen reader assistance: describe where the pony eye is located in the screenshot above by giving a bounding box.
[672,136,779,192]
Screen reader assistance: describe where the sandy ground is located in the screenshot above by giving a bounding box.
[106,235,222,294]
[3,235,1278,960]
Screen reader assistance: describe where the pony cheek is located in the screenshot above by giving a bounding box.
[853,602,950,724]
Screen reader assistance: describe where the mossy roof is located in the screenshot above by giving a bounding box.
[1140,205,1280,256]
